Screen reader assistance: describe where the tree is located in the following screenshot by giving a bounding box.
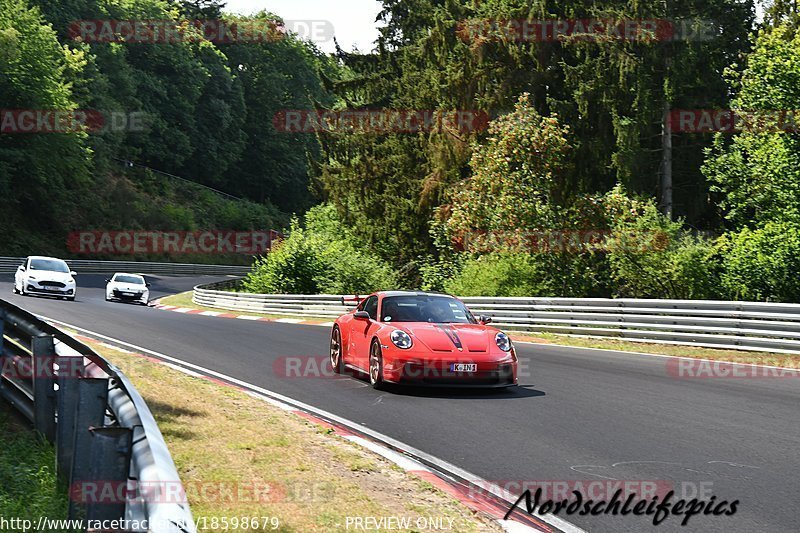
[446,94,572,237]
[0,0,89,247]
[703,23,800,228]
[319,0,755,280]
[220,13,337,212]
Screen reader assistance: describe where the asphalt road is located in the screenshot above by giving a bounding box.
[2,274,798,533]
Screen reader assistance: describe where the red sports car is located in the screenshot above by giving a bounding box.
[330,291,518,389]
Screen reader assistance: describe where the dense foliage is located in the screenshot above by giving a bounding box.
[242,205,398,294]
[3,0,800,301]
[718,222,800,301]
[0,0,330,258]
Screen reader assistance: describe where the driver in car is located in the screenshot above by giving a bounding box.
[426,300,453,323]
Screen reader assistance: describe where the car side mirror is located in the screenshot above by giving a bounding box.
[479,315,492,325]
[354,311,371,320]
[18,266,24,271]
[146,282,151,287]
[105,278,111,283]
[70,271,77,277]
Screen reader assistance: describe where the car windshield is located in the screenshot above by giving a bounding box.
[381,296,476,324]
[114,275,144,285]
[29,259,69,273]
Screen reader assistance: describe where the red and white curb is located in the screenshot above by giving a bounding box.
[43,315,581,533]
[151,300,334,327]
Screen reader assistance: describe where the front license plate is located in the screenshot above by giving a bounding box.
[123,292,135,296]
[450,363,477,373]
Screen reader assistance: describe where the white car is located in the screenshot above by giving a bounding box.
[14,256,77,301]
[105,273,150,305]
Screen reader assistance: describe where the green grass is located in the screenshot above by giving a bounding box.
[0,411,68,524]
[84,343,500,532]
[510,332,800,368]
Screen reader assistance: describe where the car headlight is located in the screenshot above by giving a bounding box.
[495,332,512,352]
[390,330,413,349]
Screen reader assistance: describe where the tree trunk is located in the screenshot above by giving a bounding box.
[660,97,673,220]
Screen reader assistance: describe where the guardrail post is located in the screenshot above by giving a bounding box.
[68,377,109,520]
[32,334,57,442]
[85,427,133,523]
[56,356,84,483]
[0,307,7,411]
[0,308,4,357]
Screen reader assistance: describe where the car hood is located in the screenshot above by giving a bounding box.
[27,271,73,282]
[110,283,146,292]
[398,323,491,352]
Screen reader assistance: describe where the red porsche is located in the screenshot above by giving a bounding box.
[329,291,518,389]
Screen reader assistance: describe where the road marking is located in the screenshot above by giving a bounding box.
[162,362,204,378]
[235,315,262,320]
[344,435,422,472]
[275,318,304,323]
[39,315,583,533]
[97,341,134,354]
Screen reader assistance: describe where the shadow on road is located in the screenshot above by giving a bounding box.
[383,384,545,400]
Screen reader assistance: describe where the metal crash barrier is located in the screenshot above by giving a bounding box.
[0,299,195,532]
[194,281,800,355]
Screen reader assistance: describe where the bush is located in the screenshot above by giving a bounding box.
[718,222,800,302]
[241,205,399,295]
[241,221,326,294]
[418,255,464,293]
[606,188,721,300]
[442,251,610,297]
[442,254,550,297]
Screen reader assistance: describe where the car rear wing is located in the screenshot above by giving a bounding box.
[341,295,363,307]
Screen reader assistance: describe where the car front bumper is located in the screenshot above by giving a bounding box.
[383,353,518,388]
[26,281,74,296]
[111,289,148,302]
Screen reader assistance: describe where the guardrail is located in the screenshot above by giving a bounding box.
[194,282,800,355]
[0,299,195,532]
[0,257,249,276]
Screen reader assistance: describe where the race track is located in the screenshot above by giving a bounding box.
[1,274,797,533]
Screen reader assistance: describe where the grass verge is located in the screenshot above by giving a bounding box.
[0,407,68,523]
[86,341,501,532]
[510,332,800,368]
